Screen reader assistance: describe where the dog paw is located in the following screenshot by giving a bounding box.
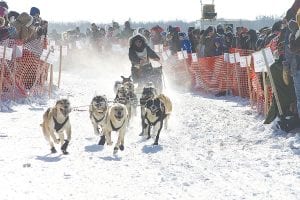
[146,136,151,140]
[98,136,106,145]
[153,142,158,145]
[61,140,69,151]
[62,150,69,155]
[139,132,144,136]
[51,147,57,153]
[119,144,124,151]
[113,147,118,154]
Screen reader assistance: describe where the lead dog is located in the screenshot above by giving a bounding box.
[41,99,72,154]
[143,94,172,145]
[89,95,108,145]
[103,102,129,154]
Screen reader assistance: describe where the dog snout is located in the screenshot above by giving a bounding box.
[117,111,122,116]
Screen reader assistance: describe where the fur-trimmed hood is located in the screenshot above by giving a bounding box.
[128,33,147,47]
[14,12,33,27]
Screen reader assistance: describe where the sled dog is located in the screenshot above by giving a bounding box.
[41,99,72,154]
[103,102,129,154]
[89,95,108,145]
[143,94,172,145]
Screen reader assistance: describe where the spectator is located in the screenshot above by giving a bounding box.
[150,25,164,47]
[0,16,16,41]
[287,9,300,119]
[121,21,134,40]
[178,32,192,53]
[201,26,216,57]
[188,26,196,53]
[0,1,8,9]
[11,12,36,42]
[7,11,19,23]
[29,7,41,26]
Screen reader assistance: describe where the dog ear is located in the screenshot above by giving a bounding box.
[56,99,62,105]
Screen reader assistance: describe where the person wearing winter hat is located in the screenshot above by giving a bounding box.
[128,33,160,84]
[0,6,7,17]
[0,16,16,41]
[30,7,40,17]
[0,1,8,9]
[8,11,19,23]
[30,7,42,27]
[11,12,36,42]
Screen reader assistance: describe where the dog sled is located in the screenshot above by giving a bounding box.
[132,63,163,94]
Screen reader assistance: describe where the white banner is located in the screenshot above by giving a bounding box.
[229,53,236,64]
[192,53,198,63]
[224,53,229,62]
[162,51,168,61]
[247,55,252,66]
[234,52,240,63]
[62,46,68,56]
[263,47,275,66]
[239,56,247,68]
[252,51,266,72]
[166,49,171,57]
[159,44,164,52]
[75,41,82,49]
[177,51,184,60]
[49,40,56,47]
[154,44,160,53]
[16,45,23,58]
[40,49,49,61]
[47,52,59,64]
[182,50,188,59]
[0,46,4,58]
[5,47,13,60]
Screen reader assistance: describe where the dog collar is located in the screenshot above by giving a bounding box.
[53,116,69,132]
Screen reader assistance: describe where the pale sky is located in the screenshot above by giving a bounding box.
[5,0,295,23]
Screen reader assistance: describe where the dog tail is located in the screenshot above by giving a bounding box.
[157,94,172,114]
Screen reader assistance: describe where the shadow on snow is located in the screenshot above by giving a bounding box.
[142,144,163,154]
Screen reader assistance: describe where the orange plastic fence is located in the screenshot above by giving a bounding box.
[0,39,49,101]
[163,48,273,115]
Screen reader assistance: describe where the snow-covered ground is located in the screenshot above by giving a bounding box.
[1,51,300,200]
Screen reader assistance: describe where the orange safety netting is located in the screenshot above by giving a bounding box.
[0,39,49,101]
[162,47,273,116]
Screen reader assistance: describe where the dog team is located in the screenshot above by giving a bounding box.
[40,76,172,155]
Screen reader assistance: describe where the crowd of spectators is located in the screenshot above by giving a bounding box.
[0,1,48,44]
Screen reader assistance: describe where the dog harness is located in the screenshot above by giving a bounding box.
[93,114,105,123]
[145,113,162,126]
[110,120,125,131]
[53,116,69,132]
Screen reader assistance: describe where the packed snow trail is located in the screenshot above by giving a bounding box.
[0,53,300,200]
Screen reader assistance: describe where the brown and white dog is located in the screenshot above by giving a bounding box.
[103,102,129,154]
[143,94,172,145]
[89,95,108,145]
[41,99,72,154]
